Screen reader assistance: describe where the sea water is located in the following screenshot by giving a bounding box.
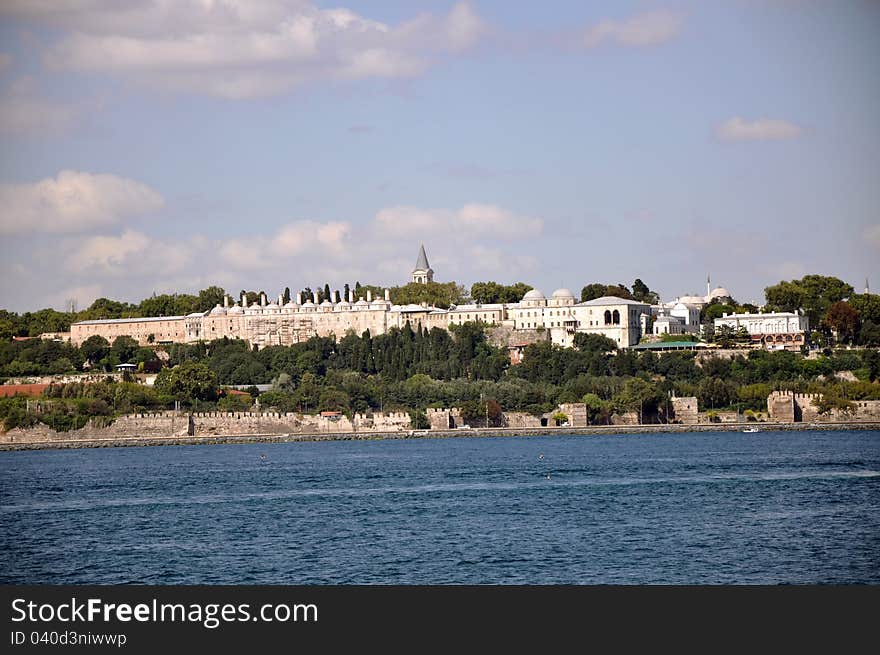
[1,430,878,584]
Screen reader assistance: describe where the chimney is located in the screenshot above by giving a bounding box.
[260,292,267,307]
[242,293,248,308]
[384,289,390,302]
[367,290,372,302]
[223,295,229,308]
[313,291,319,304]
[349,290,354,303]
[296,292,302,305]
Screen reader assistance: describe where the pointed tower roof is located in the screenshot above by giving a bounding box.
[414,244,431,271]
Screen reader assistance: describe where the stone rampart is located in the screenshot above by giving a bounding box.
[1,410,412,444]
[558,403,588,428]
[671,396,699,425]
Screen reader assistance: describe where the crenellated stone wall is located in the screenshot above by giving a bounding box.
[767,391,880,422]
[557,403,588,428]
[1,410,412,444]
[671,396,699,424]
[2,411,190,444]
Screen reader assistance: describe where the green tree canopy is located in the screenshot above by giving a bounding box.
[154,361,219,402]
[581,283,634,302]
[764,275,854,327]
[470,281,534,304]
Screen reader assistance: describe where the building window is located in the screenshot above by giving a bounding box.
[612,310,620,325]
[604,310,612,325]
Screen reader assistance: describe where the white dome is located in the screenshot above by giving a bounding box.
[210,304,226,315]
[354,299,369,307]
[678,295,706,305]
[335,301,351,311]
[551,288,574,298]
[284,300,298,308]
[522,289,545,300]
[320,299,333,306]
[226,304,243,315]
[709,287,731,299]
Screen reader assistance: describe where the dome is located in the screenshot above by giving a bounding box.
[209,304,226,316]
[335,300,351,311]
[301,300,316,308]
[354,299,369,307]
[226,304,243,315]
[266,301,280,310]
[678,295,706,306]
[522,289,545,301]
[551,288,574,299]
[709,287,731,300]
[284,300,298,309]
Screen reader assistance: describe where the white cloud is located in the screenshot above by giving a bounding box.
[864,224,880,250]
[0,170,164,235]
[375,203,543,240]
[583,9,684,48]
[219,220,352,270]
[717,117,803,141]
[66,229,196,278]
[2,199,544,310]
[6,1,486,98]
[66,229,151,272]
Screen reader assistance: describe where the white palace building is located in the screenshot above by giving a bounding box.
[71,245,654,350]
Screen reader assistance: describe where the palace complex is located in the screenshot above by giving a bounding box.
[69,245,812,352]
[71,245,656,350]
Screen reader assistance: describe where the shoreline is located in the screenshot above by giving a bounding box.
[1,421,878,451]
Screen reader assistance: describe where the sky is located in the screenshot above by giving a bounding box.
[0,0,878,313]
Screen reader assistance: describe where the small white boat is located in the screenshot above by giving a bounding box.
[742,427,760,433]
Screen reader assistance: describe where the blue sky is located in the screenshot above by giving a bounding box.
[0,0,878,312]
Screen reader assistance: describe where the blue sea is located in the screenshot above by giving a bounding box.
[1,430,878,584]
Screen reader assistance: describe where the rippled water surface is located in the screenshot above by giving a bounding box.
[1,430,878,584]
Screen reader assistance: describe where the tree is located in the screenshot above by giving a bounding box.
[470,281,534,304]
[849,293,880,324]
[632,279,660,304]
[195,286,226,312]
[765,275,854,328]
[154,361,219,402]
[111,336,139,363]
[613,378,661,423]
[81,335,110,365]
[581,283,634,302]
[823,301,860,344]
[573,333,617,353]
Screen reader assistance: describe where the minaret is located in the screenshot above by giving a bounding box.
[866,278,871,295]
[706,274,711,299]
[411,243,434,284]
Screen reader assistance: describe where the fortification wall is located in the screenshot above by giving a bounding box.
[485,326,549,349]
[558,403,588,428]
[1,412,188,444]
[611,412,639,425]
[503,412,543,428]
[191,410,410,435]
[1,409,412,444]
[671,396,699,425]
[767,391,796,422]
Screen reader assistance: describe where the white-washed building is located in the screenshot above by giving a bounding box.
[714,311,809,350]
